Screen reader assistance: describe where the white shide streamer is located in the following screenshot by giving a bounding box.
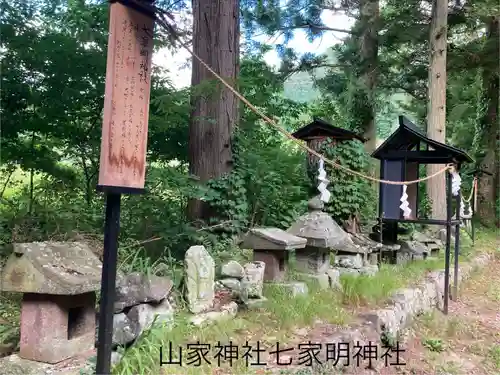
[400,184,412,219]
[458,197,472,219]
[451,170,462,196]
[317,158,331,203]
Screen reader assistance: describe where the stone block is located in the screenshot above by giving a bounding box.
[242,296,268,310]
[221,261,244,279]
[334,253,363,269]
[295,247,330,275]
[112,313,138,346]
[242,261,265,297]
[253,250,288,282]
[368,252,379,265]
[295,272,330,289]
[114,273,173,313]
[396,251,411,265]
[126,299,174,337]
[359,265,379,277]
[19,292,95,364]
[326,268,341,289]
[274,282,308,297]
[337,267,360,277]
[189,302,238,326]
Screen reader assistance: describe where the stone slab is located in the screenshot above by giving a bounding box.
[242,296,268,310]
[295,272,330,289]
[241,227,307,250]
[114,273,173,312]
[273,282,309,297]
[189,302,238,326]
[0,241,102,295]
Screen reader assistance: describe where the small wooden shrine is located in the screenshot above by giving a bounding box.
[292,118,365,173]
[371,115,473,314]
[372,115,473,229]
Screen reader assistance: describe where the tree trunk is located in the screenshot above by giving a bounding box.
[359,0,379,154]
[426,0,448,221]
[188,0,240,222]
[477,16,499,227]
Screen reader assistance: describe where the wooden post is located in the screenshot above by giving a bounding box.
[95,1,155,373]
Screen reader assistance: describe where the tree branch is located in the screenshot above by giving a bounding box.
[292,22,356,35]
[280,64,346,80]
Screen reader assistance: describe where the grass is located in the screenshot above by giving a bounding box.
[110,230,486,375]
[340,255,444,306]
[0,228,492,375]
[114,282,349,375]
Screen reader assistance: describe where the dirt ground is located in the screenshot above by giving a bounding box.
[257,253,500,375]
[386,254,500,375]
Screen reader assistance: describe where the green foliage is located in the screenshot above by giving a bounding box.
[423,338,445,352]
[311,140,376,223]
[202,125,310,239]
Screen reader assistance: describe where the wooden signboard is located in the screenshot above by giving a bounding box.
[97,1,154,193]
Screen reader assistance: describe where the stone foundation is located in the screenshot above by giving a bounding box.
[253,250,288,282]
[20,292,95,364]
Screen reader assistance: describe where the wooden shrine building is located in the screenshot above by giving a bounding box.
[292,117,365,151]
[292,118,365,190]
[371,115,473,314]
[372,115,473,228]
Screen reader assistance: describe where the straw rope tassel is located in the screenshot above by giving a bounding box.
[400,185,411,219]
[450,168,462,196]
[317,158,331,203]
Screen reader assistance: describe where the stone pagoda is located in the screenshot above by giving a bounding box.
[287,197,351,287]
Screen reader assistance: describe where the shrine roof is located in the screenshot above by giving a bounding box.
[371,116,473,164]
[291,118,366,143]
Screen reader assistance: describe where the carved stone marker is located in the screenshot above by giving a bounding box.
[241,227,306,282]
[184,245,215,314]
[0,241,102,364]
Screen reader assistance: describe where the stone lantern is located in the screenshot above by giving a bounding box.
[287,197,350,287]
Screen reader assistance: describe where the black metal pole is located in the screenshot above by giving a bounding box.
[378,162,384,264]
[471,178,476,245]
[443,171,452,315]
[453,165,461,301]
[96,192,122,375]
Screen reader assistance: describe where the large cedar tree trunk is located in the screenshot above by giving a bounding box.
[188,0,240,222]
[477,16,499,227]
[359,0,379,154]
[426,0,448,221]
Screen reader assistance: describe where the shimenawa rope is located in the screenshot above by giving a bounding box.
[123,0,455,186]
